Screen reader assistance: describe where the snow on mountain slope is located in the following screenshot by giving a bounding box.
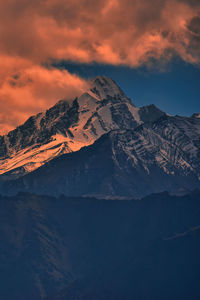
[0,76,165,178]
[0,134,70,176]
[192,113,200,119]
[110,116,200,176]
[2,115,200,198]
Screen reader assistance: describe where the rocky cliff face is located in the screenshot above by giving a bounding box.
[0,76,165,179]
[0,76,200,197]
[2,114,200,198]
[1,76,200,300]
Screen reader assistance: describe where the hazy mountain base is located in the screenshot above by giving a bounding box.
[0,191,200,299]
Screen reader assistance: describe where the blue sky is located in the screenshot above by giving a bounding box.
[57,58,200,117]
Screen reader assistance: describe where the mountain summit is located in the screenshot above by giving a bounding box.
[1,76,200,198]
[0,76,164,178]
[89,76,131,102]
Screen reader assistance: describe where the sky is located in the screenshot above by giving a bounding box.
[56,58,200,117]
[0,0,200,134]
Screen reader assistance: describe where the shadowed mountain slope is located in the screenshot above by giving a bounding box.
[0,191,200,299]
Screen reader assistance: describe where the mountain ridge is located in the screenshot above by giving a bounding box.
[0,75,200,198]
[0,76,165,179]
[1,113,200,198]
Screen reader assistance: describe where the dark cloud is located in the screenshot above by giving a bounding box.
[188,16,200,35]
[186,16,200,62]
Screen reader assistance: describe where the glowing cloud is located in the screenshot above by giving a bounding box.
[0,0,199,133]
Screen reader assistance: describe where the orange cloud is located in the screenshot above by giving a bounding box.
[0,0,199,134]
[0,0,199,65]
[0,59,88,134]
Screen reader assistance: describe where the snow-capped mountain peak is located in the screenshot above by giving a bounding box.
[88,76,132,103]
[0,76,165,178]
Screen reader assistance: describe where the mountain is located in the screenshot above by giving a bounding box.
[2,114,200,198]
[0,191,200,299]
[0,76,165,179]
[0,75,200,197]
[192,113,200,119]
[1,76,200,300]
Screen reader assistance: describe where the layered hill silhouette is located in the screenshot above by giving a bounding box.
[0,191,200,299]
